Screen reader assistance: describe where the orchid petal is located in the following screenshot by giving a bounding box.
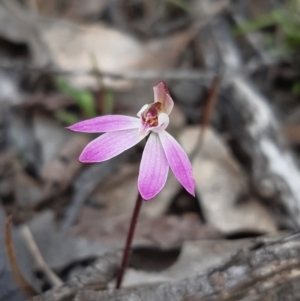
[153,82,174,115]
[67,115,140,133]
[139,123,151,136]
[159,131,195,196]
[138,133,169,200]
[151,113,169,133]
[79,129,143,163]
[137,104,148,118]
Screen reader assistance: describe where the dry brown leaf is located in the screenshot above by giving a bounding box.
[15,172,43,208]
[33,114,72,165]
[72,208,221,249]
[179,126,277,234]
[41,135,89,195]
[42,23,195,88]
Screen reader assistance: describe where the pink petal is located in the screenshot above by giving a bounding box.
[159,131,195,196]
[67,115,140,133]
[153,82,174,115]
[139,122,151,136]
[138,133,169,200]
[79,129,143,163]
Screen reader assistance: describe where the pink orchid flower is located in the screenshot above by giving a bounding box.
[67,82,195,200]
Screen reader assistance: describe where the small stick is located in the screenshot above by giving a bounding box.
[5,216,38,297]
[200,76,221,136]
[115,192,143,289]
[190,76,221,160]
[20,225,63,287]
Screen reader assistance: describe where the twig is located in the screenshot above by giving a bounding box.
[0,56,282,82]
[89,53,115,115]
[69,233,300,301]
[20,225,63,287]
[190,76,221,160]
[199,76,221,144]
[0,61,214,80]
[5,216,38,297]
[30,251,122,301]
[89,53,104,88]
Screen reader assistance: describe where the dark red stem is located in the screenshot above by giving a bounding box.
[116,192,143,289]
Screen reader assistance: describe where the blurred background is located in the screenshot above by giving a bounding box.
[1,0,300,300]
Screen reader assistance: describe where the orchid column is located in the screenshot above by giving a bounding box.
[67,82,195,288]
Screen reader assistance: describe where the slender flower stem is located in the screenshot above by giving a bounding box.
[116,192,143,289]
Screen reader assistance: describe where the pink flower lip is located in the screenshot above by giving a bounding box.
[67,82,195,200]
